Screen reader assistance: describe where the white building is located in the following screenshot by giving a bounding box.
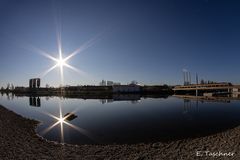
[232,88,240,98]
[99,80,106,86]
[232,88,240,93]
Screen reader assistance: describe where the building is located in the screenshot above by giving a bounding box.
[112,84,141,93]
[29,78,41,88]
[107,81,114,86]
[99,80,121,86]
[233,88,240,93]
[232,88,240,98]
[99,80,106,86]
[36,78,40,88]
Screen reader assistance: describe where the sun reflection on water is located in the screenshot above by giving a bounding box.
[40,101,99,144]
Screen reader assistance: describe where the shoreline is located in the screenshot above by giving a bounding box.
[0,104,239,159]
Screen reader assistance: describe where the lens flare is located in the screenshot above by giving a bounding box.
[57,57,66,67]
[40,101,100,144]
[36,31,100,85]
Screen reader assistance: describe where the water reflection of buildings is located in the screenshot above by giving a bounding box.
[175,95,231,103]
[0,92,15,100]
[100,99,113,104]
[181,96,233,119]
[182,99,199,118]
[29,97,41,107]
[99,94,141,104]
[232,93,240,98]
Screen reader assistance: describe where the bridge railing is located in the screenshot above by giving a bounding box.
[173,83,232,90]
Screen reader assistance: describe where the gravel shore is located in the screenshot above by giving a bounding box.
[0,105,239,160]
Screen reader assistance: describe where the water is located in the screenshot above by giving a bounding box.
[0,93,240,145]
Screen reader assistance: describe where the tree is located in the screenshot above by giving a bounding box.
[163,84,169,88]
[11,84,14,90]
[6,83,10,90]
[130,80,138,85]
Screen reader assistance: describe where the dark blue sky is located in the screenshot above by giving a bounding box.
[0,0,240,87]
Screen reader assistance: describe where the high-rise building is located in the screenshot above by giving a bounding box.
[29,78,41,88]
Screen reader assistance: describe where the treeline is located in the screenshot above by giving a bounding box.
[0,83,15,92]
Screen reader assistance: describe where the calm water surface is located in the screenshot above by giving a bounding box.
[0,94,240,145]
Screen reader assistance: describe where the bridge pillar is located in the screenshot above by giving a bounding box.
[228,88,230,97]
[196,89,198,97]
[228,88,231,93]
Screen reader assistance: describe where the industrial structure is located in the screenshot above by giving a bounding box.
[183,70,191,86]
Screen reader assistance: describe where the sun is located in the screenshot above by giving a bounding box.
[38,38,87,85]
[32,29,102,86]
[40,50,79,85]
[57,56,66,67]
[58,117,65,123]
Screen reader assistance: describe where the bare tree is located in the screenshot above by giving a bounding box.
[130,80,138,85]
[6,83,10,90]
[11,84,14,90]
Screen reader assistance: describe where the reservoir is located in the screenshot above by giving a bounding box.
[0,94,240,145]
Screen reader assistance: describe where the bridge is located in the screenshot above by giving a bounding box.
[173,83,240,96]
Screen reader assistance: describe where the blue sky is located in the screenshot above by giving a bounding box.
[0,0,240,87]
